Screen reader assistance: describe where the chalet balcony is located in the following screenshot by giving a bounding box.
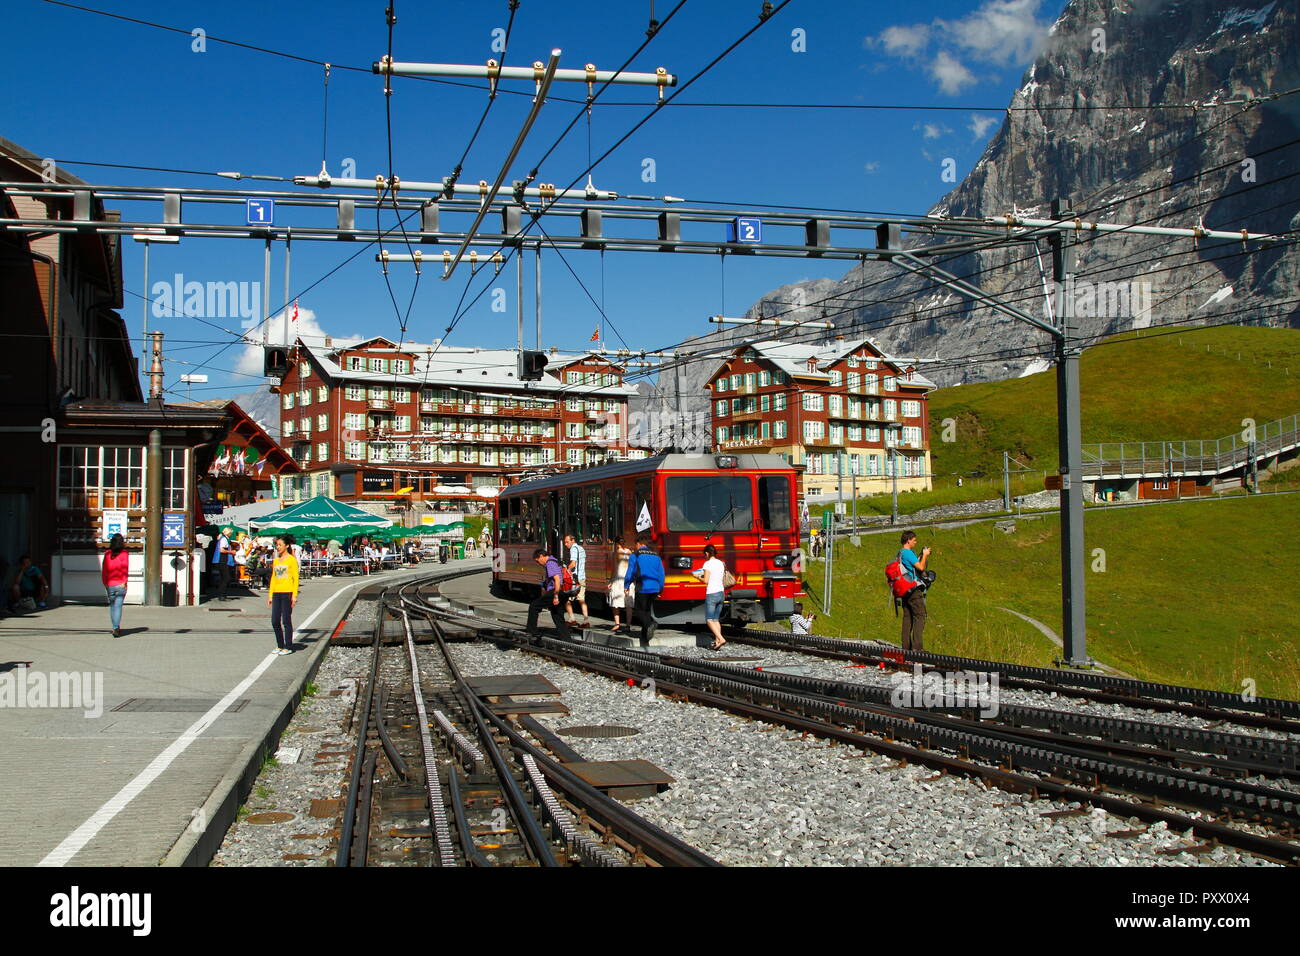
[367,398,393,411]
[728,408,764,423]
[418,400,437,413]
[802,435,845,448]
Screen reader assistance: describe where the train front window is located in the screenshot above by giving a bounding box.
[759,475,792,531]
[665,476,753,532]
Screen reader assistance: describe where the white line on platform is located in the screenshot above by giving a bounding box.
[36,575,384,867]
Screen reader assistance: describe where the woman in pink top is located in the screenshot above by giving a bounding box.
[101,533,129,638]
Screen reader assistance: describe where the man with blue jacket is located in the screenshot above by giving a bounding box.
[624,534,665,644]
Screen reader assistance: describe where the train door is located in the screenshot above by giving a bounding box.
[634,476,653,539]
[604,484,623,545]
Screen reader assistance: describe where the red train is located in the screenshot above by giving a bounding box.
[492,453,803,627]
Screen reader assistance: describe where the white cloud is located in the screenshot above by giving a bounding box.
[919,122,952,140]
[870,23,931,58]
[863,161,880,174]
[869,0,1051,95]
[234,306,342,376]
[937,0,1050,66]
[968,113,999,139]
[929,51,978,94]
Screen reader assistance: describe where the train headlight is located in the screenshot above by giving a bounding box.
[714,454,739,468]
[772,553,790,568]
[671,556,693,570]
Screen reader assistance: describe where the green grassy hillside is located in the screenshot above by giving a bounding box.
[797,493,1300,700]
[929,325,1300,476]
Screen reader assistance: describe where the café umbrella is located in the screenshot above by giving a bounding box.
[249,496,391,534]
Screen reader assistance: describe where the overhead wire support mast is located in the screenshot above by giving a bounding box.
[709,315,834,329]
[411,50,562,280]
[374,58,676,93]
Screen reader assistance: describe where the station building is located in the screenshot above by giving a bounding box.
[1,137,235,604]
[705,338,935,497]
[271,336,649,515]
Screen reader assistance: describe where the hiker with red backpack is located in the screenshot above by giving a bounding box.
[526,547,573,643]
[885,530,932,652]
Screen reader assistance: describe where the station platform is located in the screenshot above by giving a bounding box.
[0,559,490,867]
[434,571,704,651]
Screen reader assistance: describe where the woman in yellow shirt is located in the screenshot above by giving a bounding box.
[267,534,300,656]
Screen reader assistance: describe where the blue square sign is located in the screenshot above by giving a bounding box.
[729,217,762,243]
[162,513,186,547]
[246,199,274,226]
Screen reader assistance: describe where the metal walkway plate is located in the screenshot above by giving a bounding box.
[564,759,674,799]
[465,674,561,698]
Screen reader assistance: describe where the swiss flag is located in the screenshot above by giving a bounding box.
[291,299,299,323]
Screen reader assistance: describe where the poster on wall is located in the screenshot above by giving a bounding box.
[102,510,128,542]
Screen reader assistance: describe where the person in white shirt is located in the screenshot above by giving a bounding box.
[562,534,589,628]
[692,543,728,651]
[790,602,816,636]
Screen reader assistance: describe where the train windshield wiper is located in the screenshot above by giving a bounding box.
[705,495,736,540]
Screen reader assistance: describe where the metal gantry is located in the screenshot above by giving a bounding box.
[1,175,1285,664]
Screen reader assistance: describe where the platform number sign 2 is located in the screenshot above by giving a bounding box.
[729,217,762,243]
[245,199,274,226]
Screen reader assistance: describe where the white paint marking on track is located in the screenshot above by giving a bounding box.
[37,575,395,867]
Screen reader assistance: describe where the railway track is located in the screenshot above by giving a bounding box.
[734,630,1300,734]
[333,571,716,867]
[418,581,1300,865]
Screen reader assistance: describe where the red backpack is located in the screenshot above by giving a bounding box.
[884,551,919,600]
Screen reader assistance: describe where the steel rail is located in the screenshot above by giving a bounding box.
[402,591,718,866]
[396,587,558,867]
[515,633,1300,864]
[734,632,1300,727]
[335,592,388,868]
[413,595,1300,861]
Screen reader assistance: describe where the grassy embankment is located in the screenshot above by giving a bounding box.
[798,492,1300,700]
[813,325,1300,519]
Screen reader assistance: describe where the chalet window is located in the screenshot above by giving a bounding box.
[282,392,295,410]
[884,375,897,391]
[774,421,787,439]
[829,370,842,387]
[802,393,823,412]
[716,400,727,417]
[717,426,729,442]
[759,370,770,386]
[760,395,770,412]
[774,393,786,411]
[316,386,328,403]
[317,442,330,461]
[346,385,364,401]
[347,356,363,371]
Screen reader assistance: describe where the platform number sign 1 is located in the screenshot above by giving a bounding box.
[729,217,762,243]
[246,199,274,226]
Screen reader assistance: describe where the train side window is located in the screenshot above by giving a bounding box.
[634,477,652,535]
[605,486,623,543]
[759,475,792,531]
[567,487,583,541]
[585,485,602,544]
[521,495,533,542]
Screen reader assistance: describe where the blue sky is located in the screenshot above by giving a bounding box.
[2,0,1063,398]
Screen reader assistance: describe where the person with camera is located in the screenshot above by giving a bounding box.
[897,530,931,652]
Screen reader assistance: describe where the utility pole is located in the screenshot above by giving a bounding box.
[534,241,543,349]
[143,332,164,607]
[1003,450,1011,512]
[890,447,899,525]
[851,467,857,530]
[1051,197,1088,666]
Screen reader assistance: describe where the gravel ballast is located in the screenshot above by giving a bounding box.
[447,639,1282,867]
